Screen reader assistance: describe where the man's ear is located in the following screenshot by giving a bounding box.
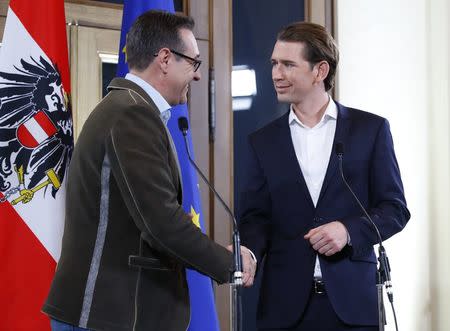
[154,48,171,74]
[315,61,330,84]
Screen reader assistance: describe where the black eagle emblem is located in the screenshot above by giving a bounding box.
[0,56,73,202]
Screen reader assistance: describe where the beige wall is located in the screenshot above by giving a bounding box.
[336,0,449,330]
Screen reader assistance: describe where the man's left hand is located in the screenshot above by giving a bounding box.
[304,221,348,256]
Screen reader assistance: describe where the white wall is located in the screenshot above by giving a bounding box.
[336,0,449,330]
[427,0,450,330]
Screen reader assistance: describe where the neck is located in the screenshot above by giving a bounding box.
[292,92,330,128]
[130,68,170,103]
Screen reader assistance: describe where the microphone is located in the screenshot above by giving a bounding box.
[177,117,243,285]
[335,142,393,303]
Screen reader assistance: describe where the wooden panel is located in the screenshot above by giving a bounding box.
[305,0,326,24]
[188,39,211,236]
[0,0,7,46]
[212,3,232,245]
[72,25,120,138]
[305,0,335,32]
[189,0,209,40]
[212,0,233,330]
[65,0,122,10]
[73,25,101,137]
[0,0,8,17]
[69,24,79,137]
[305,0,337,98]
[0,16,5,42]
[64,1,122,30]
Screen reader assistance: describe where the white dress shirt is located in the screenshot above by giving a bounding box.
[125,73,171,115]
[288,97,337,278]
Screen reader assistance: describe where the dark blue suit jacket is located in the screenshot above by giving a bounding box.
[238,102,410,329]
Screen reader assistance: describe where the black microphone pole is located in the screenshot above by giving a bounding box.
[178,117,243,331]
[335,142,398,331]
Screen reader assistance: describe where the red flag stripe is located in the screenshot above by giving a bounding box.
[34,111,58,137]
[16,124,39,148]
[9,0,71,93]
[0,195,55,330]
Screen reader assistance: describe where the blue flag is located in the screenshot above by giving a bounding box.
[117,2,220,331]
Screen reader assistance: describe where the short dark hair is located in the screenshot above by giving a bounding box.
[277,22,339,91]
[126,10,195,71]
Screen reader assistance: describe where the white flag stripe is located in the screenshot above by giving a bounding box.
[24,116,49,144]
[0,9,52,75]
[0,8,64,261]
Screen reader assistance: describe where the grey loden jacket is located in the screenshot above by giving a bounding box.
[42,78,233,331]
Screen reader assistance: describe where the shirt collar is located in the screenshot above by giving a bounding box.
[125,73,171,114]
[288,96,338,128]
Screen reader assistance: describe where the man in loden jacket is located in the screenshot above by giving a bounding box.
[42,10,256,331]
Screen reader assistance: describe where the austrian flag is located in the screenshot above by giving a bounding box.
[0,0,73,330]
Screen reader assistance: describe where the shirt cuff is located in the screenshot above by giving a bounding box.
[246,248,257,264]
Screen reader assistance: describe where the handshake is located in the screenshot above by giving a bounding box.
[227,245,257,287]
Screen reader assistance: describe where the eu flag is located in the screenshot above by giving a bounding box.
[117,2,221,330]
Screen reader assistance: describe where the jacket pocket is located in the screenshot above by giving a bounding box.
[350,252,377,264]
[129,255,173,271]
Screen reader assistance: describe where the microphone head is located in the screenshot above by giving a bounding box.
[178,117,189,136]
[335,142,344,155]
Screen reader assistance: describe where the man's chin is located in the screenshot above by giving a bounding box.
[276,94,291,103]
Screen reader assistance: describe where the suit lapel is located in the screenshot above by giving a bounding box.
[317,102,351,206]
[108,77,156,108]
[275,113,315,210]
[163,124,183,198]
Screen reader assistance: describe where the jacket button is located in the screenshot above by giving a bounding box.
[313,217,319,222]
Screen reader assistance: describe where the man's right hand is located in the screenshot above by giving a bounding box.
[227,245,257,287]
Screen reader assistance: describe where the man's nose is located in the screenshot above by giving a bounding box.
[272,66,282,80]
[193,69,201,81]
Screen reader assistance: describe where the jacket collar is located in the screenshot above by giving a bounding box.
[107,77,157,109]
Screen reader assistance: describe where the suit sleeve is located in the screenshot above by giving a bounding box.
[238,135,271,265]
[341,119,411,256]
[105,105,232,284]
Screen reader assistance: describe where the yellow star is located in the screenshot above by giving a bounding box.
[190,206,201,228]
[122,45,127,62]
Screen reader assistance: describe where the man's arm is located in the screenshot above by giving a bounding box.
[305,119,410,257]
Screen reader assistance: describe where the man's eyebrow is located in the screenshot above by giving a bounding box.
[272,59,296,65]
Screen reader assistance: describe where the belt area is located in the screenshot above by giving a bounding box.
[313,278,326,294]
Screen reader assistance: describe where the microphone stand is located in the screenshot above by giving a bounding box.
[336,145,397,331]
[178,118,243,331]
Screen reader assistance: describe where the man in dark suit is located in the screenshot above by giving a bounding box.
[42,11,255,331]
[238,22,410,331]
